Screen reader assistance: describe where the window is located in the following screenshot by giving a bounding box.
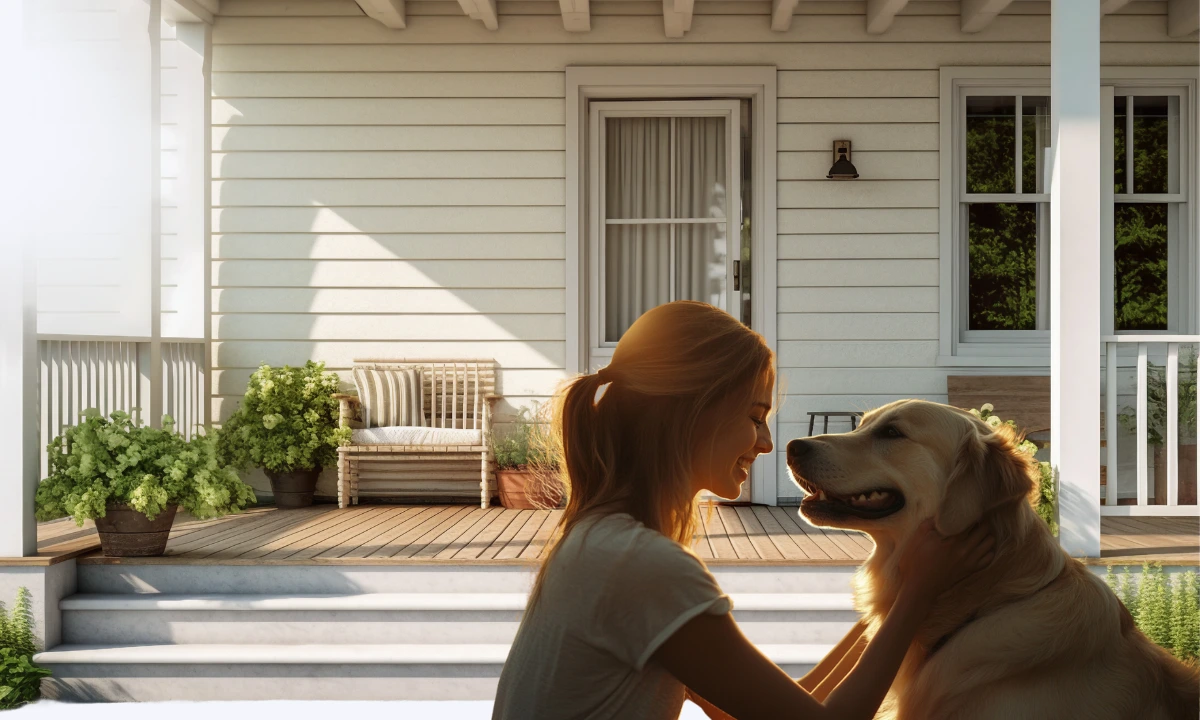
[940,69,1196,364]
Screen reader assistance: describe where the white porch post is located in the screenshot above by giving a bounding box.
[1050,0,1102,558]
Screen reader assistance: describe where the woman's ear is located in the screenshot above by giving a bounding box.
[936,423,1035,536]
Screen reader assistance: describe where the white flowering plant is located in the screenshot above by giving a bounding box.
[35,410,256,527]
[217,361,351,474]
[968,403,1058,536]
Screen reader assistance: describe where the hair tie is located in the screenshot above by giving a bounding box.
[596,366,614,383]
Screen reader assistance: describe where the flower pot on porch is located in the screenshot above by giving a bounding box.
[266,468,322,508]
[1152,444,1198,505]
[94,503,178,557]
[497,468,564,509]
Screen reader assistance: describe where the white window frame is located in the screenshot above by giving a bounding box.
[938,67,1199,367]
[566,66,778,504]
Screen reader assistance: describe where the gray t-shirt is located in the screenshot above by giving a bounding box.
[492,512,732,720]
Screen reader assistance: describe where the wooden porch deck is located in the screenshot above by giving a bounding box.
[19,504,1200,567]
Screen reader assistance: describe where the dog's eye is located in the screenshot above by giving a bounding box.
[879,425,904,439]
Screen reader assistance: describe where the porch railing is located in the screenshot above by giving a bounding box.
[38,336,207,476]
[1103,335,1200,517]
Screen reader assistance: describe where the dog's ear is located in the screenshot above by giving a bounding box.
[936,421,1036,536]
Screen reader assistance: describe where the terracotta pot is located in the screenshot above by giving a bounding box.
[1152,444,1198,505]
[94,503,178,557]
[266,468,321,508]
[497,468,564,509]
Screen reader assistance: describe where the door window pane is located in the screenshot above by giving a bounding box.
[1021,96,1050,194]
[968,203,1038,330]
[675,222,727,308]
[605,117,671,219]
[604,224,670,341]
[1115,203,1168,331]
[1133,96,1178,194]
[674,117,727,220]
[966,96,1016,194]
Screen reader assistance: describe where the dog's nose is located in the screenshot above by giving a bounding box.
[787,439,812,462]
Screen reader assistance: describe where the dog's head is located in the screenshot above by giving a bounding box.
[786,400,1037,542]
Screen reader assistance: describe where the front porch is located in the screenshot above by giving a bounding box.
[27,504,1200,568]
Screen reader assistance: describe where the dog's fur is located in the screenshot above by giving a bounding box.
[787,399,1199,720]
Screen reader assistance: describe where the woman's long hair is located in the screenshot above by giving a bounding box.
[526,300,779,609]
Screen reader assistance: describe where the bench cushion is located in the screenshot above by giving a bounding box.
[351,425,483,446]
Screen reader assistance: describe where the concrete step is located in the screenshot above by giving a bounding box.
[35,642,835,701]
[60,592,860,645]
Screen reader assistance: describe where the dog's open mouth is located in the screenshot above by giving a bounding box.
[795,478,906,520]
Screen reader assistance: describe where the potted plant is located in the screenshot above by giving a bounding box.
[218,361,351,508]
[970,404,1058,536]
[34,410,257,557]
[492,401,564,509]
[1118,350,1198,505]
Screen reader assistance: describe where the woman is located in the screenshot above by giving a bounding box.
[492,301,994,720]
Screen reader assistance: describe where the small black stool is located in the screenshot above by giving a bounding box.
[807,411,863,436]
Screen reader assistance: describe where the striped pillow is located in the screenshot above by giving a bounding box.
[352,367,426,428]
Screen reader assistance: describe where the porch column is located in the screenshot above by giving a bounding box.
[1050,0,1102,558]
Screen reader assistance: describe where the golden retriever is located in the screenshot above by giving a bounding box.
[786,399,1199,720]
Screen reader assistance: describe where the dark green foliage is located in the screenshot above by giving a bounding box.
[1117,350,1198,447]
[968,203,1038,330]
[0,588,51,710]
[1106,564,1200,661]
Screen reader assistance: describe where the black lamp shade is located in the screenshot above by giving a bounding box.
[827,155,859,180]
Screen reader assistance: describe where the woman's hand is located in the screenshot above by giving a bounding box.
[898,519,995,602]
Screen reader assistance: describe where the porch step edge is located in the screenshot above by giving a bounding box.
[60,592,855,612]
[35,642,836,666]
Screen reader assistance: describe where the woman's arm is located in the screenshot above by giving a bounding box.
[653,521,994,720]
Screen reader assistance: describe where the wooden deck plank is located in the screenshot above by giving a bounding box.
[692,509,715,560]
[339,506,449,559]
[732,506,784,560]
[704,505,739,560]
[315,506,419,559]
[245,506,379,560]
[479,510,537,560]
[766,506,830,560]
[717,506,761,560]
[749,506,809,561]
[495,509,548,560]
[159,508,301,554]
[408,507,493,559]
[428,508,503,559]
[196,506,348,559]
[771,506,855,560]
[167,506,328,557]
[287,506,403,560]
[454,508,522,560]
[385,506,477,559]
[522,509,564,560]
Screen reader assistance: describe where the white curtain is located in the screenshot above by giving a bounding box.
[603,116,727,342]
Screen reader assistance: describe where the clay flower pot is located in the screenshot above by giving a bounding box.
[94,503,178,557]
[265,468,322,508]
[497,468,564,509]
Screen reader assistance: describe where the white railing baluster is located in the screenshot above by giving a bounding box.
[1136,343,1149,506]
[1166,343,1179,505]
[1106,342,1118,507]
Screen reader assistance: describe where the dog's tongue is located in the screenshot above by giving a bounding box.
[847,491,893,510]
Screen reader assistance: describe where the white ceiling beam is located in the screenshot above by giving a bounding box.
[771,0,802,31]
[1099,0,1134,15]
[559,0,590,31]
[960,0,1013,32]
[865,0,910,34]
[192,0,219,13]
[664,0,694,38]
[457,0,499,30]
[355,0,406,29]
[1167,0,1199,37]
[165,0,214,24]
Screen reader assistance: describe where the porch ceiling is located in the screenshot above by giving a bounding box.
[198,0,1198,39]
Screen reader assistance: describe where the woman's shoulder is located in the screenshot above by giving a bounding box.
[562,512,701,568]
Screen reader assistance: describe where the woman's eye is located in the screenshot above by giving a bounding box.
[751,417,765,427]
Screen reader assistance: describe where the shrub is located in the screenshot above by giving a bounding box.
[491,401,559,472]
[218,361,351,474]
[0,588,51,710]
[968,404,1057,536]
[1105,563,1200,661]
[35,410,257,526]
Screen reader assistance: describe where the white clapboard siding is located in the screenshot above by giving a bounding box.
[213,126,567,151]
[214,288,566,314]
[213,151,565,179]
[213,234,565,259]
[214,179,566,207]
[206,0,1196,500]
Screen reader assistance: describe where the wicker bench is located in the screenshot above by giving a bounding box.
[335,359,499,508]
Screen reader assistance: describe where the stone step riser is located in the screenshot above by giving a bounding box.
[62,609,861,646]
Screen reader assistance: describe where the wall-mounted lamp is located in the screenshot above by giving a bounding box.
[826,140,859,180]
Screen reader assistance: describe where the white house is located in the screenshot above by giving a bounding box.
[0,0,1196,702]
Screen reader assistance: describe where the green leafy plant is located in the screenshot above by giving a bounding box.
[0,588,51,710]
[491,401,559,472]
[1106,564,1200,661]
[218,362,351,474]
[1118,350,1198,447]
[35,410,257,526]
[968,404,1057,536]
